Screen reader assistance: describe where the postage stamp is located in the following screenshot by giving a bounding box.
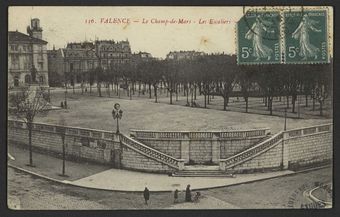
[284,9,329,64]
[237,10,281,64]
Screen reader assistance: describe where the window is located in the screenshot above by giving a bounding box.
[14,76,19,87]
[39,75,44,84]
[38,62,43,70]
[25,74,31,84]
[11,54,20,69]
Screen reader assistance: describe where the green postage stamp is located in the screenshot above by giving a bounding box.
[237,8,330,64]
[284,10,329,64]
[237,10,281,64]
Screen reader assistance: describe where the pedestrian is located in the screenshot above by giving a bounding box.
[143,187,150,205]
[185,184,192,202]
[174,189,179,203]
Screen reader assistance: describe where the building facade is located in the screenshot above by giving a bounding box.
[8,18,49,88]
[47,40,132,85]
[166,51,204,60]
[95,40,132,69]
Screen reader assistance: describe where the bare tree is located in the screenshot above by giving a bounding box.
[9,86,50,166]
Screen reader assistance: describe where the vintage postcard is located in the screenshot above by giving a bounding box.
[7,6,333,210]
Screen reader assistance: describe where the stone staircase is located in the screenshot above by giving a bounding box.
[172,165,234,177]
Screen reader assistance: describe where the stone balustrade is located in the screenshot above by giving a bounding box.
[220,132,284,170]
[119,134,185,170]
[284,123,332,139]
[131,128,270,140]
[8,119,117,141]
[219,123,333,171]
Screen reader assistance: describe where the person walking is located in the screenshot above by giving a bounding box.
[143,187,150,205]
[174,189,179,203]
[185,185,192,202]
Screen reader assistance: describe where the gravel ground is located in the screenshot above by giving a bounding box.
[15,90,332,134]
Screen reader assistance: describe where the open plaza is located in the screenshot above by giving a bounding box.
[7,6,334,210]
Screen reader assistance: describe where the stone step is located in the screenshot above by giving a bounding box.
[172,172,235,177]
[183,165,220,171]
[172,169,235,177]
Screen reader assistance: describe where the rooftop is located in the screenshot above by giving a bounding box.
[8,31,48,44]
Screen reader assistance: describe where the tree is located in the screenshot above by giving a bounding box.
[88,69,95,93]
[162,60,179,105]
[9,86,50,166]
[214,55,237,111]
[311,63,332,116]
[256,65,284,115]
[238,65,255,113]
[95,66,104,97]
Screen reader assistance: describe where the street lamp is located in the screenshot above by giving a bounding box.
[64,91,67,109]
[112,103,123,134]
[284,107,287,131]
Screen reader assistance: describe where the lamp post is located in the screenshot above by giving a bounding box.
[64,91,67,109]
[112,103,123,134]
[284,107,287,131]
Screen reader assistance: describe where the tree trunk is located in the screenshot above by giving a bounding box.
[269,97,273,115]
[62,137,65,176]
[194,85,197,100]
[28,126,33,166]
[204,93,207,108]
[286,95,289,108]
[223,96,227,111]
[138,82,141,97]
[176,85,178,101]
[170,90,173,104]
[186,88,189,105]
[305,94,308,107]
[292,95,296,113]
[98,83,102,97]
[149,83,152,99]
[312,97,315,111]
[245,97,248,113]
[319,100,323,116]
[191,89,194,107]
[154,85,158,103]
[89,84,92,93]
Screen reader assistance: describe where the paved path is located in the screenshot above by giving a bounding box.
[9,144,295,192]
[70,168,294,192]
[167,195,240,209]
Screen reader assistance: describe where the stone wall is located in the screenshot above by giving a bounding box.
[121,146,176,173]
[139,139,181,159]
[222,124,333,173]
[8,120,332,174]
[232,143,282,172]
[284,125,333,168]
[131,129,269,164]
[219,138,265,159]
[7,120,179,173]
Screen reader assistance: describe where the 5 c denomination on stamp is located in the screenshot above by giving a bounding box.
[237,10,281,65]
[284,10,329,64]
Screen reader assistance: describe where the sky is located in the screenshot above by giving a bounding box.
[8,6,333,59]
